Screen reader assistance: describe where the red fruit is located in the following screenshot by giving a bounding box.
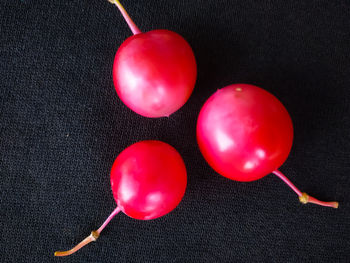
[197,84,293,182]
[197,84,338,208]
[55,140,187,256]
[111,1,196,117]
[110,140,187,220]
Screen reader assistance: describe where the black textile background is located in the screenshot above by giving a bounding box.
[1,1,350,262]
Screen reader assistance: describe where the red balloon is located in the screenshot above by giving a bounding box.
[110,140,187,220]
[113,29,197,118]
[197,84,294,182]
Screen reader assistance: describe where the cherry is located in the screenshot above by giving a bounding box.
[197,84,338,208]
[55,140,187,256]
[110,140,187,220]
[109,0,197,118]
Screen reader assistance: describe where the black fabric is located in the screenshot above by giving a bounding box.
[1,1,349,262]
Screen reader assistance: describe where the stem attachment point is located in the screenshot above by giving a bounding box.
[298,192,309,204]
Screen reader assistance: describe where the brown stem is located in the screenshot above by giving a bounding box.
[54,207,121,257]
[54,231,99,257]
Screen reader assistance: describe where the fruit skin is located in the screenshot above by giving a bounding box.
[113,29,197,118]
[196,84,294,182]
[110,140,187,220]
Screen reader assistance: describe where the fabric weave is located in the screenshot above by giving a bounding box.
[1,1,349,262]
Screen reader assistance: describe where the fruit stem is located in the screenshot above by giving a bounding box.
[54,206,121,257]
[272,170,338,208]
[108,0,141,35]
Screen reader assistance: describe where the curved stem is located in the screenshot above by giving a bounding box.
[97,206,121,233]
[108,0,141,35]
[272,170,302,196]
[272,170,338,208]
[54,207,121,257]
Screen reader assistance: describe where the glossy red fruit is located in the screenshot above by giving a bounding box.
[110,140,187,220]
[196,84,338,209]
[55,140,187,256]
[197,84,294,182]
[111,0,197,117]
[113,30,197,118]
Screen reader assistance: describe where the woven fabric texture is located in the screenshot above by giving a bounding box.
[1,1,349,262]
